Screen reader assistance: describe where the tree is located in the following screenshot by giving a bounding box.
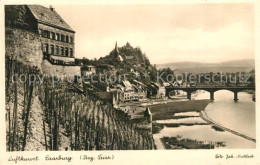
[158,67,174,82]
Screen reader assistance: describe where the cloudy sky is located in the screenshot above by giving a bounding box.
[52,3,254,64]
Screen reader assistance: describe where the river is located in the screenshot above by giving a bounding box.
[153,90,256,149]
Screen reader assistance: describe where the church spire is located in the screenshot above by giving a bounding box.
[114,41,119,58]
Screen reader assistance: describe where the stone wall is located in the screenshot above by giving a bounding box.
[41,60,81,77]
[50,55,75,63]
[6,27,81,77]
[5,27,43,70]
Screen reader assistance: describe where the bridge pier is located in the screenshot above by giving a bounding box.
[210,91,214,100]
[187,92,191,100]
[234,91,238,101]
[165,87,255,102]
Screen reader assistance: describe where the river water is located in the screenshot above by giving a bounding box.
[153,90,256,149]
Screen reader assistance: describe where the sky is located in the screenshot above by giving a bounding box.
[51,3,254,64]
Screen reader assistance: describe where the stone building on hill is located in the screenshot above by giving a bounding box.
[28,5,76,63]
[5,5,76,64]
[5,5,81,77]
[113,42,123,61]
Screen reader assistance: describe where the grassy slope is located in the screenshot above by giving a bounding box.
[150,100,211,120]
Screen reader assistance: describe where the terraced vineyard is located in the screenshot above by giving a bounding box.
[5,57,154,151]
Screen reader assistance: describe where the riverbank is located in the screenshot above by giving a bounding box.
[161,136,226,149]
[149,99,211,121]
[200,111,256,142]
[151,97,255,149]
[150,99,211,134]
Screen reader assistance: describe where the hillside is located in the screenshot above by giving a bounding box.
[157,59,255,73]
[6,58,154,151]
[98,42,149,68]
[97,42,157,84]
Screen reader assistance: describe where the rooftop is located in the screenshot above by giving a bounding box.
[27,5,75,32]
[122,80,132,88]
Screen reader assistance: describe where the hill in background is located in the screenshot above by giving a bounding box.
[157,59,255,73]
[81,42,157,84]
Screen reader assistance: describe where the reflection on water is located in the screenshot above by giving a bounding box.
[153,125,255,149]
[153,90,256,149]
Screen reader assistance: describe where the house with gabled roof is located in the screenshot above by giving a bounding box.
[6,5,76,64]
[27,5,76,63]
[5,5,82,77]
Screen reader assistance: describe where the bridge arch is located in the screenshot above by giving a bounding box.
[192,89,211,100]
[213,89,238,101]
[212,88,235,93]
[234,89,255,102]
[168,89,187,99]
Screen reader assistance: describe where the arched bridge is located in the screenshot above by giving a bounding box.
[165,86,255,101]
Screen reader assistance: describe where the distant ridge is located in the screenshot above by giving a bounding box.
[157,59,255,73]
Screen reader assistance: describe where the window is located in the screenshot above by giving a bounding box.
[56,33,60,41]
[47,31,50,39]
[70,48,73,57]
[70,37,73,43]
[39,29,44,37]
[66,36,69,43]
[42,30,48,38]
[50,45,54,55]
[61,34,65,42]
[65,48,68,57]
[61,47,64,56]
[51,32,55,40]
[44,44,49,53]
[56,46,59,55]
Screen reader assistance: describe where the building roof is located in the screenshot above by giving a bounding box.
[148,83,159,90]
[27,5,75,32]
[114,84,124,91]
[177,80,183,85]
[122,80,132,88]
[163,82,171,87]
[132,79,143,85]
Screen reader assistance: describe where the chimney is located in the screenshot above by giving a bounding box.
[49,5,55,11]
